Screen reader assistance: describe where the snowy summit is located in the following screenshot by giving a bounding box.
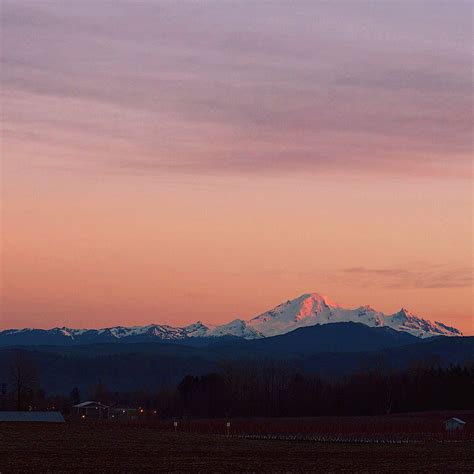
[0,293,462,345]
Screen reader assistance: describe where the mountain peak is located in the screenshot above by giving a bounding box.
[395,308,414,319]
[0,293,462,346]
[246,294,460,339]
[299,292,339,307]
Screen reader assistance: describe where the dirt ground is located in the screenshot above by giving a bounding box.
[1,422,473,472]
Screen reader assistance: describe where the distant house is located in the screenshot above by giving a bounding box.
[110,406,139,420]
[444,417,466,431]
[0,411,65,423]
[73,401,109,419]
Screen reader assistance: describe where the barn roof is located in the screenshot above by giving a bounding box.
[445,417,466,424]
[0,411,65,423]
[73,401,109,408]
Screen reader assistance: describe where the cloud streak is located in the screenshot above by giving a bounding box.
[341,265,473,290]
[2,0,472,178]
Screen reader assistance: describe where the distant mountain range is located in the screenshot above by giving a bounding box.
[0,322,471,395]
[0,293,462,347]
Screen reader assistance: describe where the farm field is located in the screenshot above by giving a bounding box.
[1,418,473,472]
[153,411,474,442]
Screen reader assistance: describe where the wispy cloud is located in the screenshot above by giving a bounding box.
[2,1,472,178]
[341,265,473,289]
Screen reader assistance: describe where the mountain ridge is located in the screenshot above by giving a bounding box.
[0,325,470,395]
[0,292,462,346]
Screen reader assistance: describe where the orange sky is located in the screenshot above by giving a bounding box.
[1,1,472,334]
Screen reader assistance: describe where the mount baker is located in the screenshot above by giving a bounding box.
[0,293,462,345]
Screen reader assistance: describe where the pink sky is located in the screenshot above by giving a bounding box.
[1,1,472,334]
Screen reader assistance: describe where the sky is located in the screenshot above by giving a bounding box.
[1,1,472,334]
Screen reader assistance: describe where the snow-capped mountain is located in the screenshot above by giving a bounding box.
[0,293,462,346]
[245,293,462,339]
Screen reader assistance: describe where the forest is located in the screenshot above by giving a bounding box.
[2,352,473,417]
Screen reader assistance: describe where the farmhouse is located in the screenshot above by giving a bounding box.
[0,411,65,423]
[110,406,138,420]
[444,417,466,431]
[73,401,110,419]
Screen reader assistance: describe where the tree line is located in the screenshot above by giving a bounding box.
[2,352,473,417]
[170,359,474,418]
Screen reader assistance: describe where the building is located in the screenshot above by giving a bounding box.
[0,411,65,423]
[110,406,138,420]
[444,417,466,431]
[73,401,110,419]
